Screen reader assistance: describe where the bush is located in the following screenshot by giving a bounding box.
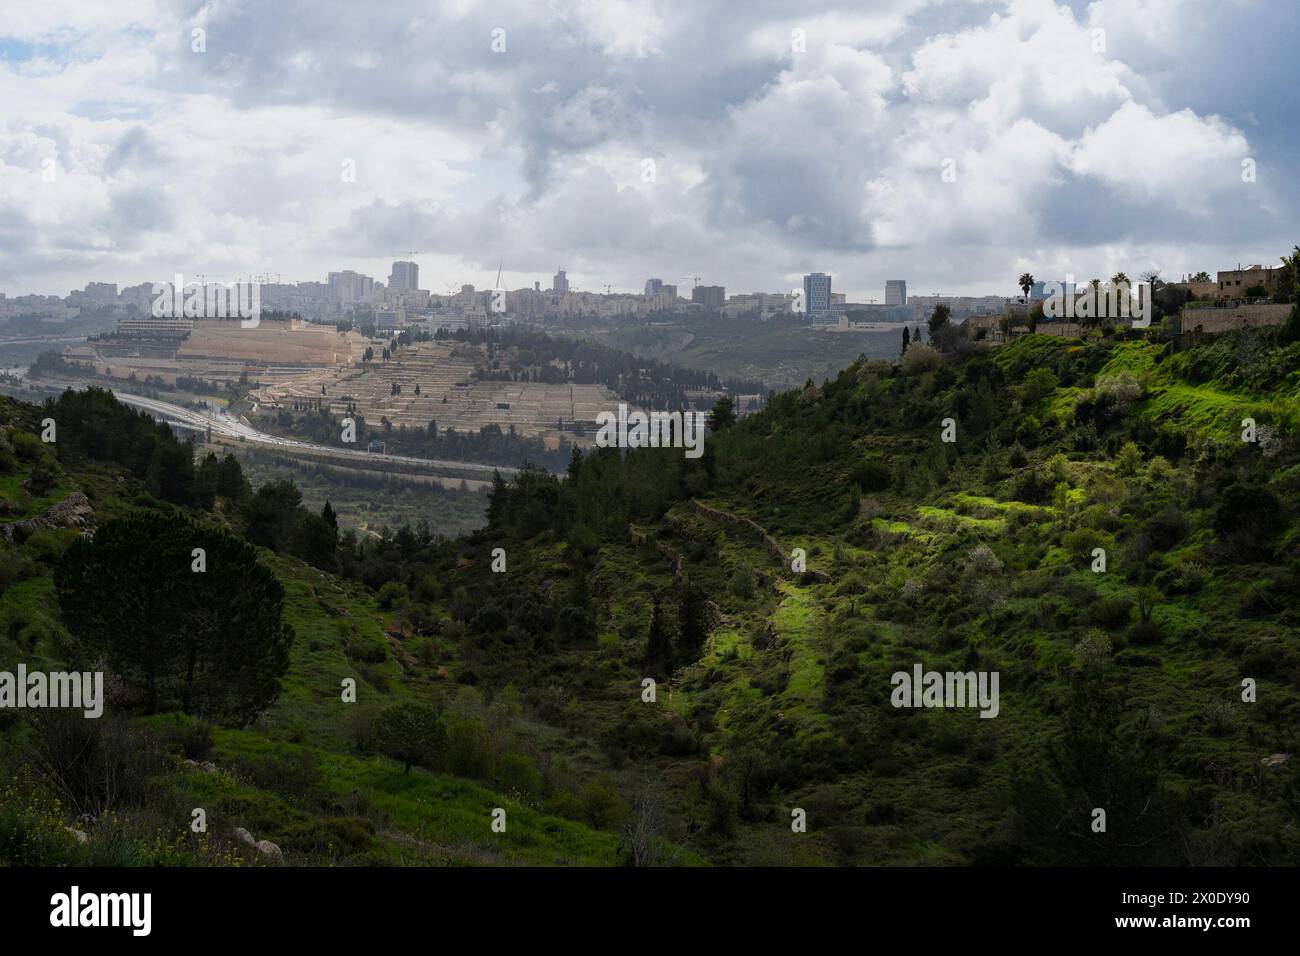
[376,581,409,610]
[728,562,756,599]
[1115,442,1143,477]
[901,344,942,374]
[1090,595,1134,630]
[968,544,1003,574]
[151,713,215,761]
[848,458,893,492]
[345,703,382,752]
[1128,618,1165,645]
[344,633,387,664]
[1144,506,1190,550]
[373,702,447,774]
[279,817,376,857]
[0,548,39,589]
[23,528,79,565]
[445,717,495,779]
[495,751,544,800]
[579,777,631,830]
[1213,484,1283,561]
[24,711,166,817]
[232,748,323,801]
[1061,527,1105,557]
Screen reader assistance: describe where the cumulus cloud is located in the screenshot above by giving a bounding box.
[0,0,1294,298]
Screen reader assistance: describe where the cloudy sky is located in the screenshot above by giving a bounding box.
[1,0,1296,300]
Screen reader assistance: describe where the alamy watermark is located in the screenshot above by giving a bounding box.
[1042,275,1152,328]
[0,665,103,718]
[50,886,151,936]
[152,273,261,327]
[595,402,706,459]
[891,664,999,718]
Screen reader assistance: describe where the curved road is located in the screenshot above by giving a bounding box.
[50,382,520,479]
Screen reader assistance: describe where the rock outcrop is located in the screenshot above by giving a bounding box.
[1,491,95,544]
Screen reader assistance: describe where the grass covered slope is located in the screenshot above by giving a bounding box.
[0,394,663,867]
[3,325,1299,867]
[466,328,1300,865]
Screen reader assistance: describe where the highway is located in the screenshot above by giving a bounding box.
[47,382,520,479]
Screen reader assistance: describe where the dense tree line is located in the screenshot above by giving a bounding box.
[270,405,570,471]
[436,325,764,409]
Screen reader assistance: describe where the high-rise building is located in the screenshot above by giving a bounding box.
[389,260,419,291]
[803,272,832,318]
[644,278,663,297]
[329,270,375,305]
[552,268,569,294]
[1028,280,1075,301]
[691,285,725,310]
[885,280,907,306]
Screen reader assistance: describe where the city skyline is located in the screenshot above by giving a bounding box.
[2,1,1298,301]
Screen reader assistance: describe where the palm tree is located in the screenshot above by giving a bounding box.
[1111,271,1130,291]
[1192,271,1211,283]
[1018,273,1035,303]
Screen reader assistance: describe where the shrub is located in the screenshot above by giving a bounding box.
[1144,506,1190,550]
[1213,484,1283,561]
[1115,442,1143,476]
[24,711,166,817]
[445,718,495,779]
[579,777,631,830]
[152,713,215,761]
[373,702,447,774]
[968,544,1003,574]
[0,548,38,589]
[23,528,79,565]
[280,817,376,857]
[495,751,544,800]
[232,748,323,800]
[901,344,942,374]
[1204,700,1235,736]
[376,581,409,610]
[343,633,386,664]
[345,703,382,752]
[1061,527,1104,556]
[728,562,756,599]
[1090,595,1134,630]
[1127,619,1164,645]
[848,458,893,492]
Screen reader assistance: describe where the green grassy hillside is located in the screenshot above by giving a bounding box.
[3,325,1299,866]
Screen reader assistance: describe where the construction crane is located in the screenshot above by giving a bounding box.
[394,251,420,261]
[681,274,701,287]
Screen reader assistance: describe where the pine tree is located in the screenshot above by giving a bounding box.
[707,395,736,431]
[644,597,673,676]
[55,510,294,723]
[321,500,338,530]
[675,577,710,663]
[487,471,510,530]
